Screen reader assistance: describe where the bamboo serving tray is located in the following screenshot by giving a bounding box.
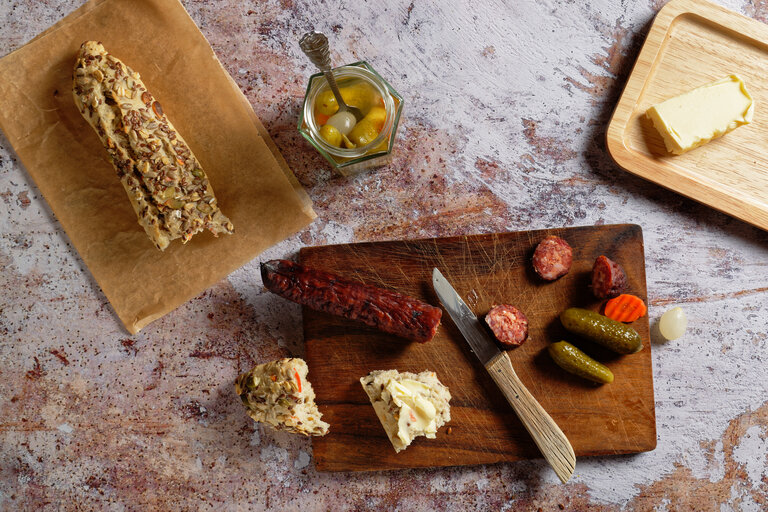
[607,0,768,230]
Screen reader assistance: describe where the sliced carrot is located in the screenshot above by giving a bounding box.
[294,368,302,393]
[604,294,647,323]
[314,110,330,126]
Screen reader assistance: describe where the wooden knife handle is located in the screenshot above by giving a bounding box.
[485,351,576,483]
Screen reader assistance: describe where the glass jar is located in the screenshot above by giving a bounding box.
[298,61,403,176]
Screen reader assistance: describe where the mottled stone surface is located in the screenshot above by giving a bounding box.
[2,0,768,510]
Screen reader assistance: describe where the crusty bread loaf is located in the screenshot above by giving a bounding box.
[360,369,451,452]
[72,41,233,250]
[235,358,329,437]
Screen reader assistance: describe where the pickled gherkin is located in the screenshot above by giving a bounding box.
[548,341,614,384]
[560,307,643,354]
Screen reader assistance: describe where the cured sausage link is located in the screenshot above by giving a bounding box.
[261,260,442,343]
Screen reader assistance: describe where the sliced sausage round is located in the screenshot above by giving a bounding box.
[532,235,573,281]
[485,304,529,347]
[591,255,628,299]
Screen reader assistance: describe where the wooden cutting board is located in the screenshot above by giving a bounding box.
[302,224,656,472]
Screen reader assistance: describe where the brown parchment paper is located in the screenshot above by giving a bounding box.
[0,0,316,334]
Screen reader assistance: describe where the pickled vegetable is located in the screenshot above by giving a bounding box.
[604,294,647,323]
[659,307,687,340]
[341,83,377,111]
[315,90,339,117]
[363,106,387,130]
[548,341,614,384]
[341,133,356,148]
[315,82,378,117]
[560,307,643,354]
[347,107,387,147]
[313,78,387,151]
[320,125,342,147]
[326,111,357,136]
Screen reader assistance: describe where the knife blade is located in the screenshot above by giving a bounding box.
[432,267,576,483]
[431,269,500,366]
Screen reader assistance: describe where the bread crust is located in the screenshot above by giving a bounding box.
[235,358,329,437]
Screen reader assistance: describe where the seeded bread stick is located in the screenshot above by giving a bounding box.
[72,41,233,250]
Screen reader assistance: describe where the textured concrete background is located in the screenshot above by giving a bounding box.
[1,0,768,510]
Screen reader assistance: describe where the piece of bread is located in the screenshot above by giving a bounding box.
[360,369,451,452]
[72,41,233,250]
[235,358,329,437]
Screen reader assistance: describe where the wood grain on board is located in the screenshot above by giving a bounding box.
[607,0,768,231]
[302,224,656,472]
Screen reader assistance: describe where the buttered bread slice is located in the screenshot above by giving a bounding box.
[72,41,233,250]
[235,358,329,437]
[360,369,451,453]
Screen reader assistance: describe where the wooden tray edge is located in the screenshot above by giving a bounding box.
[606,0,768,231]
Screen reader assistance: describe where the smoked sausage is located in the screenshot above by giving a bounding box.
[532,235,573,281]
[260,259,442,343]
[591,255,628,299]
[485,304,529,347]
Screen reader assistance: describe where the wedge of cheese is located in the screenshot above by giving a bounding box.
[360,369,451,453]
[646,74,753,155]
[235,358,329,436]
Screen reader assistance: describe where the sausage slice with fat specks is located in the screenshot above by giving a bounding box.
[261,259,442,343]
[532,235,573,281]
[485,304,529,347]
[591,255,628,299]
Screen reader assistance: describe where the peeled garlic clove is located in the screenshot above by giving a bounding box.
[659,307,687,340]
